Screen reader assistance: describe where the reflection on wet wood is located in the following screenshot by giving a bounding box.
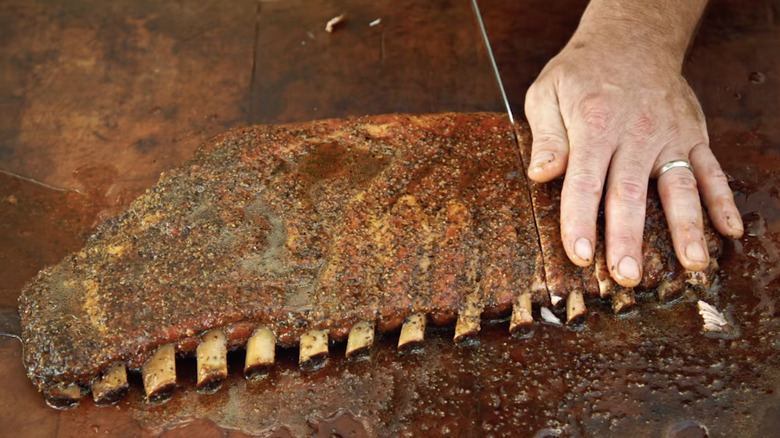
[251,0,505,124]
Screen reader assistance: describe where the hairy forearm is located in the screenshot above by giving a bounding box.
[571,0,709,70]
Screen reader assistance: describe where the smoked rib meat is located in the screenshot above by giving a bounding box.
[18,112,720,402]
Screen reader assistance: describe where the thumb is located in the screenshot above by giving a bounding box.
[524,81,570,182]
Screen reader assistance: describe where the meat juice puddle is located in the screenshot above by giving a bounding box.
[0,162,132,337]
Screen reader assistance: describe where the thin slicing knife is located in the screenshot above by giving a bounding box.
[470,0,515,125]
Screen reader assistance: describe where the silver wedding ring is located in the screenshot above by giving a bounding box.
[658,160,693,178]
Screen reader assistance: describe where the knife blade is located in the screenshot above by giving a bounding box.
[470,0,515,125]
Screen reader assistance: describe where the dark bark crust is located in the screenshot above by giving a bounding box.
[18,113,720,399]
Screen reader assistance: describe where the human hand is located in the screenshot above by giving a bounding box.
[523,10,743,287]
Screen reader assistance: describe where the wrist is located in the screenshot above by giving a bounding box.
[568,0,708,71]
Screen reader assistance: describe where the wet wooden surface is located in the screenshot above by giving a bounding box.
[1,0,779,436]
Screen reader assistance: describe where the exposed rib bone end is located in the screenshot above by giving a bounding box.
[657,277,684,302]
[142,344,176,403]
[566,290,587,325]
[550,293,564,308]
[398,313,426,349]
[611,288,636,314]
[196,328,227,392]
[454,295,482,343]
[91,363,128,405]
[244,326,276,378]
[346,321,375,358]
[299,330,329,369]
[509,292,534,332]
[44,383,84,409]
[594,257,612,299]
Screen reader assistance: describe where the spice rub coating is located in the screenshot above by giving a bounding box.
[19,113,545,393]
[18,112,721,399]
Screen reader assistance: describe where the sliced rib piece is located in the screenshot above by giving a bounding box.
[376,195,434,331]
[516,125,586,308]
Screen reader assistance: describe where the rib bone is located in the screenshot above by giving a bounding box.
[44,383,84,408]
[454,293,481,342]
[509,291,534,332]
[594,253,612,299]
[142,344,176,402]
[245,326,276,376]
[196,328,227,391]
[398,313,426,348]
[611,288,636,314]
[346,321,375,358]
[91,362,128,405]
[657,277,685,302]
[566,290,587,324]
[299,330,329,366]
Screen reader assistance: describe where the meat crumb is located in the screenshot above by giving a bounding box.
[325,14,346,33]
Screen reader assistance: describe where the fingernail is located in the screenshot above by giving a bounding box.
[726,214,744,234]
[685,241,707,264]
[574,237,593,262]
[616,256,640,281]
[531,151,554,170]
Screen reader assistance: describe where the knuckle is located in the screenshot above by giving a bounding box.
[525,80,552,106]
[566,172,604,198]
[703,165,729,185]
[692,154,728,184]
[680,124,709,148]
[577,97,614,135]
[532,131,567,149]
[691,130,710,146]
[627,114,656,138]
[526,79,544,96]
[524,83,541,105]
[664,172,699,193]
[609,178,647,205]
[610,232,642,250]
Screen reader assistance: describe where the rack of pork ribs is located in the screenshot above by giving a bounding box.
[19,112,721,407]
